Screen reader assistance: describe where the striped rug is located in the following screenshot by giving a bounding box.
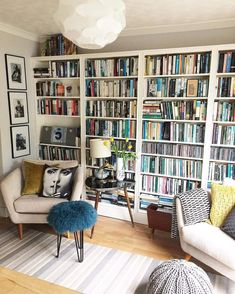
[0,228,234,294]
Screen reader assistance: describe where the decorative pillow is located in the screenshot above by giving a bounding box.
[221,206,235,240]
[21,161,46,195]
[41,166,77,198]
[210,184,235,227]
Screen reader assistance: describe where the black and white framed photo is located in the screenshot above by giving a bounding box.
[5,54,27,90]
[10,125,30,158]
[8,91,29,125]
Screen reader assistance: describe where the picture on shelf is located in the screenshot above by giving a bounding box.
[8,92,29,125]
[187,79,198,97]
[40,126,78,146]
[10,125,30,158]
[5,54,27,90]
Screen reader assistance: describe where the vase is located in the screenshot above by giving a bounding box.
[116,157,125,181]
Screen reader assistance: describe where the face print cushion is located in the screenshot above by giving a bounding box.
[41,166,77,198]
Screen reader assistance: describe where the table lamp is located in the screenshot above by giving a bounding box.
[90,139,112,181]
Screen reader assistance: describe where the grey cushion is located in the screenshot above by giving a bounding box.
[14,195,67,214]
[221,206,235,240]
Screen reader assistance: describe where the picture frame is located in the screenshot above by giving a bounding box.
[10,125,30,158]
[8,91,29,125]
[187,79,198,97]
[5,54,27,90]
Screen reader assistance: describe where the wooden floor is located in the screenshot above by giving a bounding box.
[0,216,215,273]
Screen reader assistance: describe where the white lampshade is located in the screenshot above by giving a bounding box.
[54,0,126,49]
[90,139,111,159]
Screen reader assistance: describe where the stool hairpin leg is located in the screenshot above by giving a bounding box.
[74,231,84,262]
[79,231,84,262]
[56,234,62,258]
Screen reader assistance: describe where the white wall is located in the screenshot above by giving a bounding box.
[0,30,39,216]
[78,27,235,53]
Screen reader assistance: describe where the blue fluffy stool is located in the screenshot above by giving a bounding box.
[48,200,97,262]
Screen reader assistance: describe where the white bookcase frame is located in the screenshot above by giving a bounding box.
[31,44,235,225]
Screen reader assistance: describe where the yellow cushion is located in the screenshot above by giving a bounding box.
[21,161,45,195]
[210,183,235,227]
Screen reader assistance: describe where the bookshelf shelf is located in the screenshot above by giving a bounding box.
[39,143,80,149]
[34,77,80,81]
[36,96,80,99]
[142,118,206,123]
[86,116,137,120]
[213,121,235,125]
[140,191,174,197]
[37,114,80,118]
[86,97,137,100]
[144,73,210,78]
[85,76,138,80]
[216,73,235,77]
[141,152,203,161]
[214,97,235,101]
[209,159,235,164]
[142,139,204,145]
[86,135,136,140]
[143,97,208,100]
[140,172,202,181]
[211,144,235,148]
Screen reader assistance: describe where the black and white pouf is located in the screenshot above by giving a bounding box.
[147,259,214,294]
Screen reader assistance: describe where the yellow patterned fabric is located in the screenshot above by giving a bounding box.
[21,161,45,195]
[210,184,235,227]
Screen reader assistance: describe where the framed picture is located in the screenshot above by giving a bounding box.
[187,79,198,97]
[8,91,29,125]
[5,54,27,90]
[10,125,30,158]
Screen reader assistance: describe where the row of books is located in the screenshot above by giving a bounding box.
[141,156,202,178]
[85,57,138,77]
[210,147,235,161]
[145,52,210,75]
[86,191,134,208]
[37,98,79,116]
[86,100,137,118]
[213,101,235,121]
[40,34,79,56]
[143,100,207,120]
[217,77,235,97]
[142,121,205,143]
[218,52,235,73]
[147,78,209,97]
[39,145,80,161]
[85,79,137,97]
[141,175,201,195]
[86,138,136,150]
[50,60,80,78]
[36,81,80,97]
[86,119,136,138]
[142,142,203,158]
[212,125,235,145]
[208,163,235,181]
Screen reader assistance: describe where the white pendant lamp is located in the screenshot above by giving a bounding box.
[54,0,126,49]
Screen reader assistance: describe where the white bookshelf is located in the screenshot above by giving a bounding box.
[31,56,81,163]
[31,44,235,225]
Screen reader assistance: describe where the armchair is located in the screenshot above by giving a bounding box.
[0,160,84,239]
[176,197,235,282]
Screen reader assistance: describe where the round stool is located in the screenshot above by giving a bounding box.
[48,200,97,262]
[147,259,214,294]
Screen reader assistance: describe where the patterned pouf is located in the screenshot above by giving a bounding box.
[48,200,97,262]
[147,259,214,294]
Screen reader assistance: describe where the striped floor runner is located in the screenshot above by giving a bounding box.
[0,228,234,294]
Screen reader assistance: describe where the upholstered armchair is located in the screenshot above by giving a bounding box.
[0,160,84,239]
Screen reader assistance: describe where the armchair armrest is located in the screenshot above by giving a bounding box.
[0,168,23,223]
[176,198,185,230]
[70,166,84,201]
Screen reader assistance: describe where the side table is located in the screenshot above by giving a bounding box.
[85,176,135,238]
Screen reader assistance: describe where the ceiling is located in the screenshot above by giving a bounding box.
[0,0,235,40]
